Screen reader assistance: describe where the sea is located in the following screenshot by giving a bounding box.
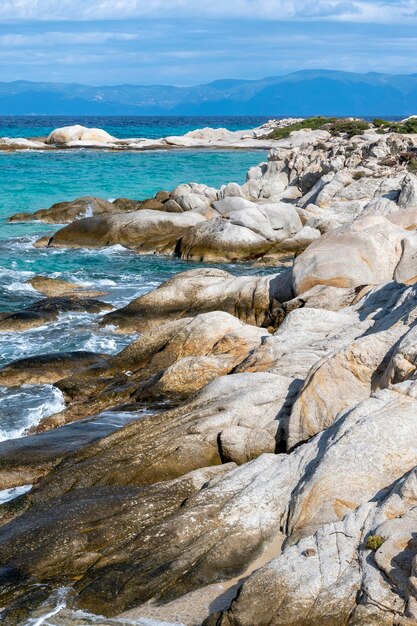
[0,115,275,459]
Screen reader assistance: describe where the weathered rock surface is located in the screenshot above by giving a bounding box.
[292,215,405,294]
[29,311,273,430]
[46,125,115,145]
[208,461,417,626]
[102,268,292,333]
[3,123,417,625]
[178,197,318,262]
[36,209,205,254]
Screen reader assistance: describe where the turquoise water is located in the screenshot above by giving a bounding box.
[0,118,274,440]
[0,115,270,139]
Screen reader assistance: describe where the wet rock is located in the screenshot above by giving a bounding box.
[28,312,270,430]
[0,351,108,387]
[0,297,111,332]
[28,275,108,298]
[0,408,151,493]
[13,372,296,508]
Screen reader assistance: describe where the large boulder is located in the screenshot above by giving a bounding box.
[292,216,406,295]
[178,198,318,262]
[101,268,293,333]
[35,209,205,253]
[46,125,115,145]
[29,312,270,430]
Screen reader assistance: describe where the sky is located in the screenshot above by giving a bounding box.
[0,1,417,84]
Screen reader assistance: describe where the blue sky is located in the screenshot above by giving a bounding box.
[0,1,417,84]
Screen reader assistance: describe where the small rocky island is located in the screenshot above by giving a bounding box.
[2,117,417,625]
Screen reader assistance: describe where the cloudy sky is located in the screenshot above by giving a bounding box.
[0,1,417,84]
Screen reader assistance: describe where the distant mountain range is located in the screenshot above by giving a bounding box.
[1,70,417,116]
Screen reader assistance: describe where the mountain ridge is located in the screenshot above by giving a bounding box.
[1,70,417,116]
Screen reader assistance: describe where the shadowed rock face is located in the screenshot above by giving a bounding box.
[0,297,111,332]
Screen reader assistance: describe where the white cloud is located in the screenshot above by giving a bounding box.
[0,32,139,46]
[0,0,416,23]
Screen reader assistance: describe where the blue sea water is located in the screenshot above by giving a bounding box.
[0,116,274,441]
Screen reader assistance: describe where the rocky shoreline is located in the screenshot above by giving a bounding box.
[0,119,302,152]
[2,120,417,625]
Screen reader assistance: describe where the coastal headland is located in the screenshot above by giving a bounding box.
[2,116,417,625]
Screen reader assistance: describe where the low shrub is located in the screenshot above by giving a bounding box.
[365,534,385,551]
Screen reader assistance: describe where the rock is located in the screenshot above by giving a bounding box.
[12,372,295,509]
[292,216,405,294]
[36,210,205,253]
[102,268,292,333]
[9,196,115,224]
[286,282,417,449]
[0,407,150,492]
[46,125,115,145]
[29,312,270,430]
[28,276,107,298]
[208,462,417,626]
[28,312,268,424]
[0,351,107,387]
[178,199,310,263]
[0,297,111,332]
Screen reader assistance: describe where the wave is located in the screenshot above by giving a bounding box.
[0,384,65,442]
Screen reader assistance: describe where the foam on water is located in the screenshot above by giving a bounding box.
[0,384,66,441]
[0,484,32,505]
[17,587,185,626]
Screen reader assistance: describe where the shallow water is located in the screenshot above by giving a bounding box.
[0,117,275,440]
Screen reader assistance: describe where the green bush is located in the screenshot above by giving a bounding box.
[327,119,371,137]
[408,158,417,173]
[365,535,385,551]
[268,117,336,140]
[267,117,372,140]
[353,171,366,180]
[267,117,417,141]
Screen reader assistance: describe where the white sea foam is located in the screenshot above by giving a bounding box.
[0,385,65,442]
[0,484,32,505]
